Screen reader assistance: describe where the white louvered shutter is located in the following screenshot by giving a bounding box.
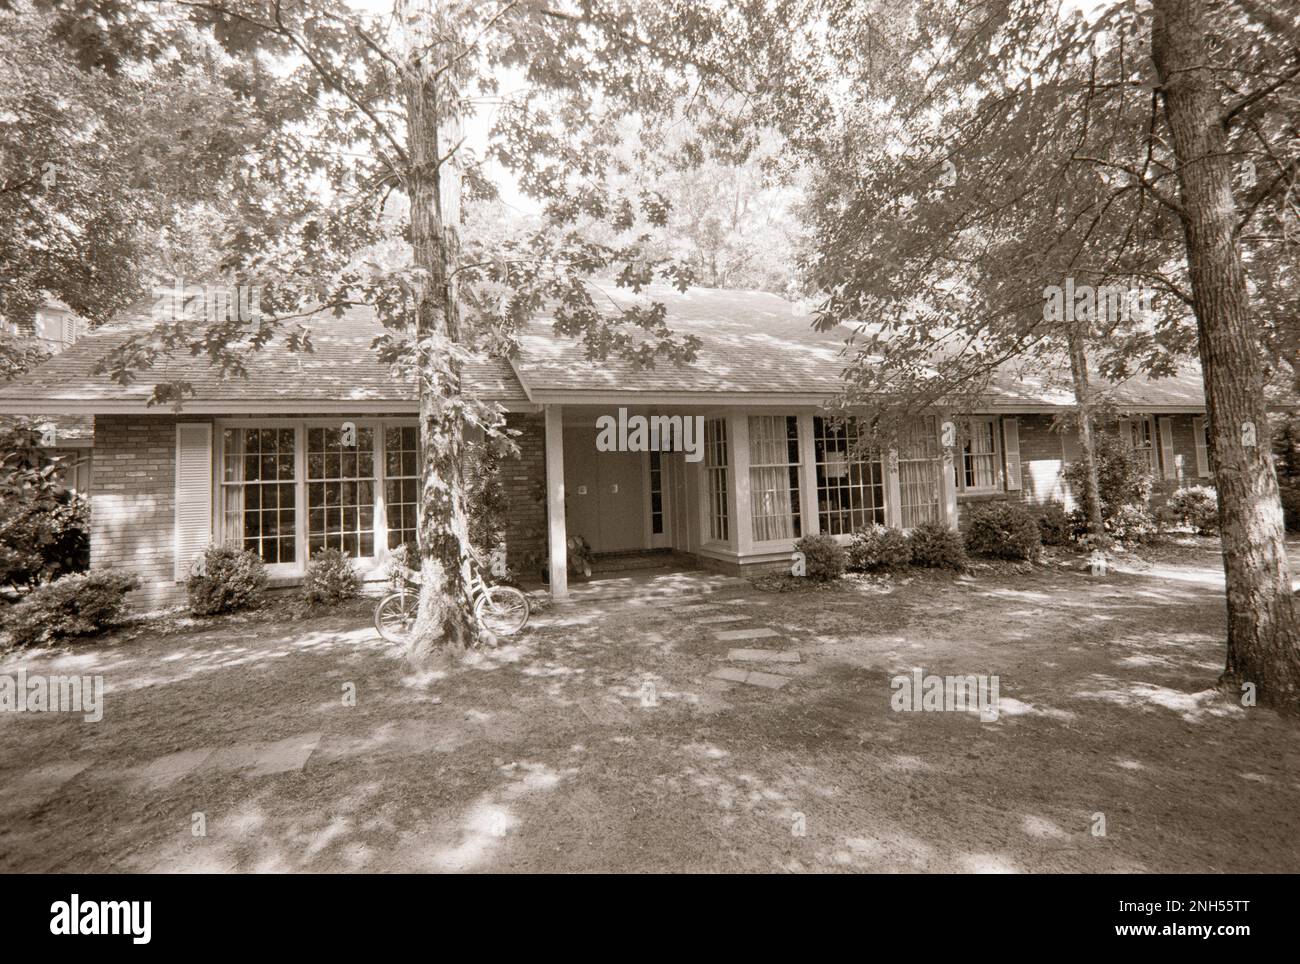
[1002,417,1022,491]
[1193,417,1210,477]
[175,424,213,579]
[1158,417,1177,480]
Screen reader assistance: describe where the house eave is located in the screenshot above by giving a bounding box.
[0,398,537,416]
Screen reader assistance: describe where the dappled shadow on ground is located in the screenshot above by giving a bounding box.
[1,542,1298,873]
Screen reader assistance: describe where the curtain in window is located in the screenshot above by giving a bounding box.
[898,417,941,527]
[749,416,800,542]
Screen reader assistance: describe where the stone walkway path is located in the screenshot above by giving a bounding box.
[695,597,801,691]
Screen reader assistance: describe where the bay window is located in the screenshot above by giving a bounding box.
[814,416,884,534]
[749,415,802,541]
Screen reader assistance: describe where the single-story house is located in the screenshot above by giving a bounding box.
[0,284,1210,607]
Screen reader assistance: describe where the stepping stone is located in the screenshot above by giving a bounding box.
[714,627,781,641]
[696,614,749,625]
[245,732,322,777]
[679,604,721,614]
[726,648,801,663]
[707,667,792,689]
[132,748,216,790]
[0,760,90,813]
[745,671,791,690]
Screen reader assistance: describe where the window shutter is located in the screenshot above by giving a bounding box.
[1193,417,1210,477]
[1002,417,1022,491]
[174,423,213,580]
[1118,417,1132,447]
[1060,426,1082,463]
[1158,417,1176,479]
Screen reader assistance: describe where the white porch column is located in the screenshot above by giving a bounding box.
[885,449,903,528]
[729,411,753,556]
[797,413,819,536]
[940,414,959,529]
[544,404,568,599]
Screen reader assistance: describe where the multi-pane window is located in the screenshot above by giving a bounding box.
[749,415,801,541]
[649,450,665,535]
[814,416,884,534]
[1125,416,1159,473]
[221,427,297,564]
[898,416,942,528]
[704,418,729,542]
[307,426,375,558]
[958,417,999,491]
[384,426,420,549]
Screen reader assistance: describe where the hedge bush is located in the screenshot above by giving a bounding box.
[794,533,847,581]
[2,570,140,648]
[186,544,267,616]
[1037,502,1072,547]
[847,524,911,572]
[964,502,1042,560]
[1165,486,1219,535]
[908,522,967,569]
[303,548,361,604]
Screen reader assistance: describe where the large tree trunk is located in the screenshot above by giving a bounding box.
[1152,0,1300,710]
[1067,330,1107,545]
[400,2,478,658]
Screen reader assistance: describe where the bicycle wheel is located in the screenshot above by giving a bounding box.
[474,585,530,636]
[374,591,417,644]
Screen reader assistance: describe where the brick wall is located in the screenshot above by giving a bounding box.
[91,414,189,609]
[954,412,1211,527]
[501,412,546,576]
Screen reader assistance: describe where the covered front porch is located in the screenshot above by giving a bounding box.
[538,403,961,599]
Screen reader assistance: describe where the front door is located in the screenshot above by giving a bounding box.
[563,425,645,553]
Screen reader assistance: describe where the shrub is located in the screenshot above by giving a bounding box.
[1165,486,1219,535]
[794,533,847,581]
[186,544,267,616]
[908,522,967,569]
[1062,431,1154,537]
[964,502,1042,560]
[0,429,91,594]
[1037,502,1072,547]
[303,548,361,604]
[2,570,139,648]
[847,524,911,572]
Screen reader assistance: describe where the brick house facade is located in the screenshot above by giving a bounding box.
[0,286,1210,605]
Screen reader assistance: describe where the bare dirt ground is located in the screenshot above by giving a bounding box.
[1,536,1298,873]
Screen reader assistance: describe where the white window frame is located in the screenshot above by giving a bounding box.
[1122,415,1160,474]
[215,417,418,576]
[702,417,730,546]
[955,416,1002,494]
[897,415,944,528]
[747,414,803,545]
[813,415,886,535]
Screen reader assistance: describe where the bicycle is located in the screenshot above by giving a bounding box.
[373,552,530,645]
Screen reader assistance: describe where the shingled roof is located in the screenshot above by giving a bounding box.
[0,283,1205,413]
